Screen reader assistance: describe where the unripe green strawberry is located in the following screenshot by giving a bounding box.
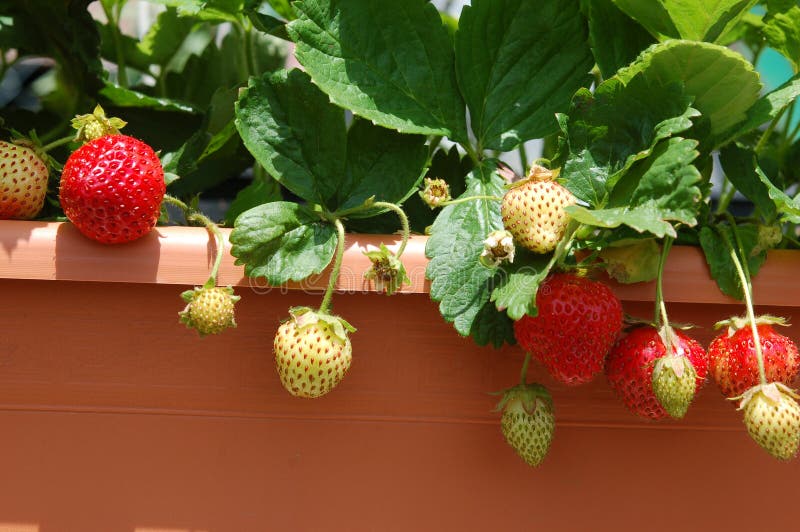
[274,307,355,399]
[497,383,555,467]
[500,165,576,254]
[652,354,697,419]
[739,382,800,461]
[0,140,49,220]
[179,286,240,336]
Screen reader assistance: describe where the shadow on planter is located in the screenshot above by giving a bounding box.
[55,222,163,283]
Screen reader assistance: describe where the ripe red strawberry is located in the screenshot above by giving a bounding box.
[274,307,355,398]
[708,317,800,399]
[0,140,49,220]
[739,382,800,461]
[60,134,165,244]
[606,326,708,420]
[514,273,623,386]
[500,165,576,254]
[496,383,555,467]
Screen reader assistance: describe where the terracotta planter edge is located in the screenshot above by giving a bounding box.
[0,220,795,307]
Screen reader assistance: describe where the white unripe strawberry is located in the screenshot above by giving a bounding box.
[739,382,800,461]
[274,307,355,399]
[500,165,576,254]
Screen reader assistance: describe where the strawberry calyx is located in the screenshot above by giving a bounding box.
[289,306,356,344]
[733,382,800,410]
[713,315,789,337]
[503,164,560,191]
[71,104,127,143]
[363,243,410,296]
[494,383,553,415]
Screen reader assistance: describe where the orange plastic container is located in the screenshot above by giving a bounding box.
[0,221,798,531]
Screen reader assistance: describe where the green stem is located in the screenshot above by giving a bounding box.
[234,21,252,81]
[721,218,767,385]
[755,106,788,155]
[439,195,503,207]
[518,143,529,175]
[519,352,531,385]
[654,237,673,327]
[102,2,128,88]
[463,143,481,166]
[163,195,225,286]
[245,24,259,77]
[715,179,735,215]
[40,135,75,153]
[319,218,346,314]
[372,201,410,257]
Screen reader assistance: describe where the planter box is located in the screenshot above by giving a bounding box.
[0,221,798,531]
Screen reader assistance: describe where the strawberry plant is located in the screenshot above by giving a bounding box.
[2,0,800,463]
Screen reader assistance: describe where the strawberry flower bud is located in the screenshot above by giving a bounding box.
[480,229,515,267]
[419,177,451,208]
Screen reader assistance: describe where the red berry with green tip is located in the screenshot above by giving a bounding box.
[606,326,708,420]
[60,134,165,244]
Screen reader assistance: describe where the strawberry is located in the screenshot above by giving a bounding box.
[606,326,708,419]
[274,307,355,398]
[59,134,165,244]
[513,273,623,386]
[0,140,49,220]
[708,317,800,399]
[651,354,697,418]
[179,286,240,336]
[500,165,576,254]
[739,382,800,461]
[496,383,555,467]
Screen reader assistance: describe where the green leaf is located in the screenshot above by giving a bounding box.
[567,137,702,237]
[588,0,656,79]
[469,301,516,348]
[699,224,767,300]
[339,119,428,214]
[489,250,551,321]
[225,178,283,226]
[426,162,506,338]
[288,0,467,141]
[558,74,696,207]
[455,0,593,151]
[599,239,661,284]
[755,163,800,223]
[230,201,337,284]
[719,145,778,221]
[137,7,196,68]
[718,73,800,146]
[612,0,757,42]
[235,69,347,207]
[98,83,201,113]
[149,0,244,22]
[617,40,762,143]
[763,6,800,72]
[610,0,679,39]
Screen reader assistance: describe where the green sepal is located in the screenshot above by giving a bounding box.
[713,315,789,336]
[363,243,410,296]
[493,382,553,414]
[288,306,356,343]
[71,104,127,143]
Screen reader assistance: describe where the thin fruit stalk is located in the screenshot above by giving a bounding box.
[273,218,356,399]
[723,224,800,460]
